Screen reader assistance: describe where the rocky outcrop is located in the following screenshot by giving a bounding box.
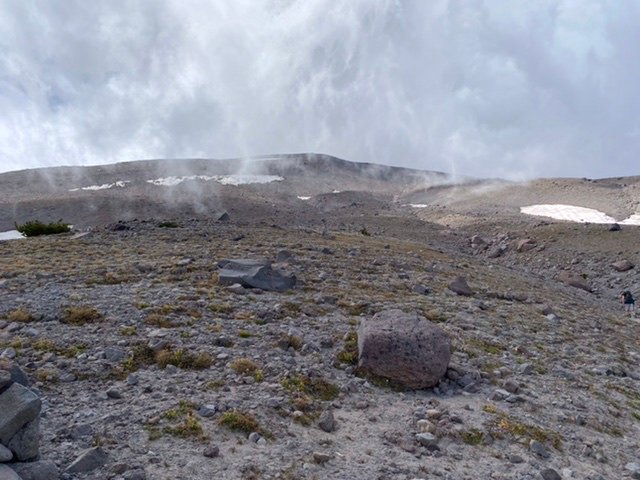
[218,259,296,292]
[0,362,58,479]
[357,309,451,389]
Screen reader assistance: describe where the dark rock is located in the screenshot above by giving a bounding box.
[540,468,562,480]
[448,276,474,296]
[608,223,621,231]
[357,309,451,389]
[318,410,336,433]
[217,212,230,222]
[218,259,296,292]
[65,447,108,474]
[10,460,59,480]
[0,383,41,444]
[7,418,39,461]
[0,370,11,391]
[203,445,219,458]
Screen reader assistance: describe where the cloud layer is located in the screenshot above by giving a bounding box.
[1,0,639,179]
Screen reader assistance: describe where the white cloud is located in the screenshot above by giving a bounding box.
[0,0,639,179]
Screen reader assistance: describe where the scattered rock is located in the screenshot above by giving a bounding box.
[0,464,21,480]
[516,238,537,252]
[0,383,41,444]
[608,223,621,231]
[529,440,550,459]
[203,445,220,458]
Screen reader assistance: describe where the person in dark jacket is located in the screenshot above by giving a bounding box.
[621,290,635,314]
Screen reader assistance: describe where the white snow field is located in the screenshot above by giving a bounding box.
[0,230,25,241]
[297,196,311,200]
[521,204,640,225]
[146,175,284,187]
[69,181,129,192]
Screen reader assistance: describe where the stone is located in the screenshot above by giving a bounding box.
[556,272,591,292]
[65,446,108,474]
[540,468,562,480]
[104,347,126,362]
[417,419,436,433]
[626,462,640,479]
[448,276,474,296]
[0,465,21,480]
[317,410,336,433]
[203,445,219,458]
[415,432,438,448]
[611,260,634,272]
[0,444,12,462]
[529,440,550,459]
[218,259,296,292]
[609,223,621,231]
[0,383,41,444]
[197,405,216,418]
[10,460,59,480]
[357,310,451,389]
[8,364,29,387]
[124,470,146,480]
[312,452,332,464]
[411,284,429,295]
[516,238,537,252]
[508,454,524,463]
[0,371,11,391]
[7,418,39,461]
[106,388,122,399]
[248,432,260,443]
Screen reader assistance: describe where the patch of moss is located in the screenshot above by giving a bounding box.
[5,307,34,323]
[281,374,339,401]
[461,428,485,445]
[230,358,259,375]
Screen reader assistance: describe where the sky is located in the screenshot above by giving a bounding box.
[1,0,639,179]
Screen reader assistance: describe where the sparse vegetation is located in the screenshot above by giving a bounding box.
[61,305,102,325]
[230,357,259,375]
[336,330,358,365]
[5,307,34,323]
[219,410,262,434]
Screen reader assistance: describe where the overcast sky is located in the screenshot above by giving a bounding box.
[1,1,638,179]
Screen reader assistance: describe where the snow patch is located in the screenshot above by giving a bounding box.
[147,175,283,187]
[521,204,640,225]
[0,230,25,241]
[70,181,129,192]
[297,196,311,201]
[406,204,428,208]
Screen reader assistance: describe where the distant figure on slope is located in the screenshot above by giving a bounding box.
[621,290,635,315]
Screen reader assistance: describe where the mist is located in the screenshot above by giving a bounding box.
[1,0,639,179]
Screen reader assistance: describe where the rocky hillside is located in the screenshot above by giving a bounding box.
[0,156,639,480]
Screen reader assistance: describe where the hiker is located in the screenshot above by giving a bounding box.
[621,290,636,314]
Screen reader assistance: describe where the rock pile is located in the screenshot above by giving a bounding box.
[0,361,57,479]
[218,258,296,291]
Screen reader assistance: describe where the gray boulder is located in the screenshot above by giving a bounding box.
[357,309,451,389]
[0,383,41,444]
[0,464,21,480]
[218,259,296,292]
[7,418,39,461]
[10,460,59,480]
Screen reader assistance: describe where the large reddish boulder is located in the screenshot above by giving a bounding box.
[357,310,451,389]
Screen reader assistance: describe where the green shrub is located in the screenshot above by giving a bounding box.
[15,220,70,237]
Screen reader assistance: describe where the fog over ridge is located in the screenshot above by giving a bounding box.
[1,0,639,179]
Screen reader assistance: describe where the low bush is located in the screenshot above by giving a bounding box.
[15,220,70,237]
